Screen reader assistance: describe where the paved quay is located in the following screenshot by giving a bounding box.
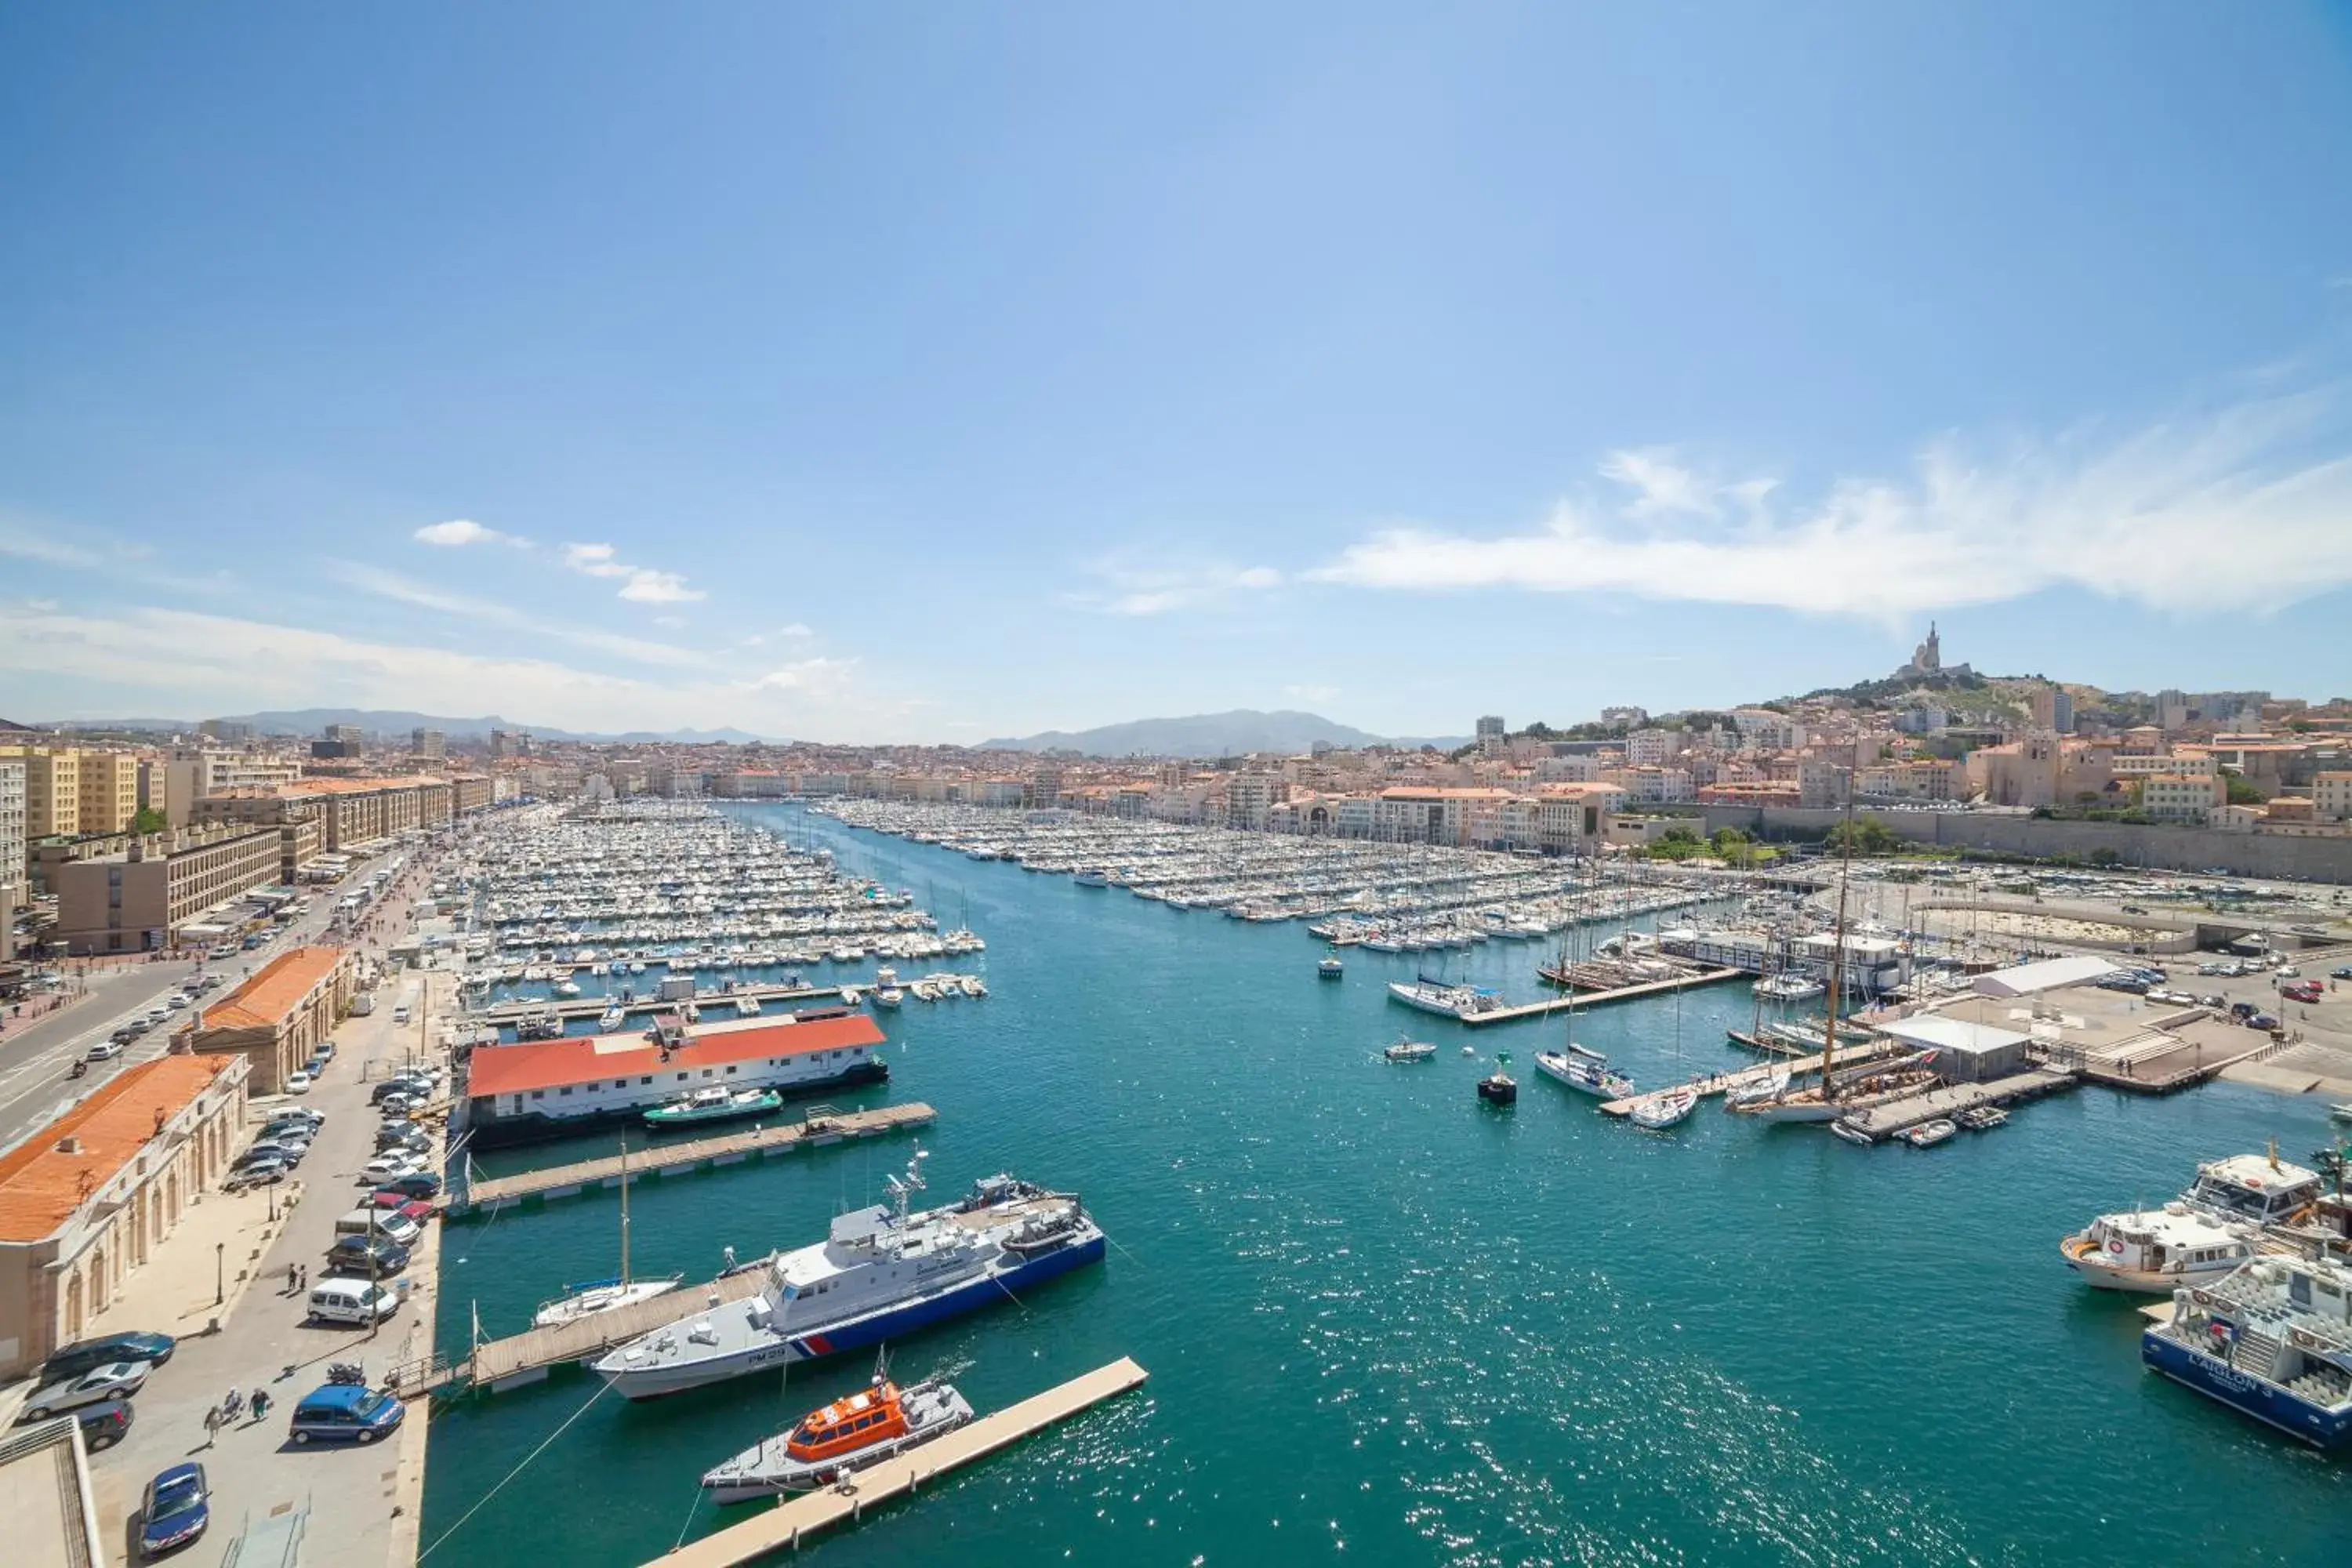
[14,845,453,1568]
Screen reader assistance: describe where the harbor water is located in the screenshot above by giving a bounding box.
[421,803,2352,1566]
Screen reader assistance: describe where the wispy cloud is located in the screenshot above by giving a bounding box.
[1067,554,1284,616]
[0,510,117,570]
[324,561,716,669]
[413,518,524,547]
[1283,683,1340,704]
[0,603,867,734]
[562,541,706,603]
[1313,390,2352,619]
[777,622,814,638]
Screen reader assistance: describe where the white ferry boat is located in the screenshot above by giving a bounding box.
[2143,1254,2352,1448]
[592,1167,1105,1399]
[460,1012,887,1149]
[2060,1203,2258,1293]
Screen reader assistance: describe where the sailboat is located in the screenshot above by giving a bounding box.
[532,1137,684,1327]
[1631,981,1698,1130]
[1535,892,1635,1100]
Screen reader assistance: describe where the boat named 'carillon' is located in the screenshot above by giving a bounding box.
[591,1164,1105,1399]
[459,1012,888,1149]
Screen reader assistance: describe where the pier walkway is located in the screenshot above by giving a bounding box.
[1457,967,1745,1028]
[1599,1068,1768,1118]
[648,1358,1151,1566]
[475,982,850,1026]
[1833,1069,2079,1143]
[449,1102,938,1218]
[394,1255,779,1398]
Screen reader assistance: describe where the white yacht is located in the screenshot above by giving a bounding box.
[1387,979,1507,1020]
[590,1167,1105,1399]
[1534,1044,1633,1099]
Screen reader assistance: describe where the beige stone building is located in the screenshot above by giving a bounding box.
[190,946,354,1092]
[0,1054,250,1378]
[0,746,81,838]
[2313,771,2352,823]
[49,824,286,953]
[75,750,140,835]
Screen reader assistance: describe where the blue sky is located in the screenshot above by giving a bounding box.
[4,2,2352,742]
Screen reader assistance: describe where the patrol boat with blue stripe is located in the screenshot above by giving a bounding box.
[590,1158,1105,1399]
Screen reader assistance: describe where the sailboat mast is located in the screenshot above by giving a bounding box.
[1819,746,1858,1093]
[619,1134,632,1287]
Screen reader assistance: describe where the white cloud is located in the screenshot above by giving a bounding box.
[561,541,706,602]
[413,518,519,547]
[617,568,703,604]
[1067,555,1286,616]
[0,602,870,735]
[1283,683,1341,704]
[0,511,112,569]
[1312,390,2352,619]
[562,542,633,578]
[323,561,715,669]
[777,622,814,638]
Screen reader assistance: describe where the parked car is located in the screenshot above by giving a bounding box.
[39,1331,174,1384]
[274,1107,326,1129]
[259,1120,317,1145]
[2334,965,2352,981]
[361,1152,426,1185]
[2230,1001,2258,1021]
[2249,1012,2281,1031]
[369,1193,437,1223]
[224,1160,289,1192]
[75,1398,133,1451]
[22,1360,153,1420]
[164,993,191,1011]
[85,1040,125,1062]
[284,1070,313,1095]
[378,1170,443,1200]
[289,1383,405,1445]
[391,1006,411,1025]
[237,1142,306,1170]
[139,1462,211,1557]
[324,1234,411,1276]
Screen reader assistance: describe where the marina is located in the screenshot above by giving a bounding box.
[407,799,2352,1566]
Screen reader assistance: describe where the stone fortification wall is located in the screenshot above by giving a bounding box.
[1700,808,2352,882]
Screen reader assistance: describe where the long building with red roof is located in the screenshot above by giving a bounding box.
[460,1011,888,1148]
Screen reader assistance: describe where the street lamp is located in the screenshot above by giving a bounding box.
[214,1241,224,1307]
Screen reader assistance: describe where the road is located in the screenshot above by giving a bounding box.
[0,841,421,1156]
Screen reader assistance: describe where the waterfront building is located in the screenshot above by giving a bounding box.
[0,759,23,961]
[2141,771,2226,824]
[49,824,287,953]
[0,1054,251,1378]
[190,946,356,1093]
[412,728,447,759]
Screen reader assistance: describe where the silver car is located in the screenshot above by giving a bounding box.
[23,1359,152,1420]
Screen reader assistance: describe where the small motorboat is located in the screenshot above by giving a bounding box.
[597,1003,626,1033]
[1384,1036,1436,1063]
[644,1087,786,1128]
[1903,1119,1958,1149]
[1478,1052,1518,1105]
[873,986,904,1009]
[1318,954,1345,979]
[960,976,987,998]
[1955,1105,2009,1131]
[1629,1084,1699,1131]
[2330,1102,2352,1123]
[700,1363,976,1504]
[1830,1119,1875,1147]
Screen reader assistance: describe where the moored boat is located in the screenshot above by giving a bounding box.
[700,1360,975,1502]
[1534,1044,1634,1100]
[2143,1254,2352,1448]
[1901,1119,1958,1149]
[1630,1083,1699,1130]
[643,1086,786,1128]
[1477,1052,1518,1105]
[2060,1203,2258,1293]
[1383,1036,1436,1063]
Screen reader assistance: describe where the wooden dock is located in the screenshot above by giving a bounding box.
[1832,1068,2080,1143]
[448,1103,937,1218]
[648,1358,1152,1566]
[1599,1069,1759,1118]
[397,1257,780,1397]
[1457,967,1745,1028]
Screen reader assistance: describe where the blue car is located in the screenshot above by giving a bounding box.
[289,1383,405,1445]
[140,1462,210,1557]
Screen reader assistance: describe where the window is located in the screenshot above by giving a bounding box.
[641,1076,652,1086]
[725,1065,737,1076]
[532,1091,546,1101]
[560,1087,572,1097]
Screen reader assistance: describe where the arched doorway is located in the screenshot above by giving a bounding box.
[64,1272,85,1341]
[89,1246,109,1312]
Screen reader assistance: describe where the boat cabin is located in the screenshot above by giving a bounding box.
[2186,1155,2324,1225]
[787,1382,909,1460]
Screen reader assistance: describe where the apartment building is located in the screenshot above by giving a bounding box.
[0,760,23,962]
[76,750,140,834]
[2140,771,2226,824]
[1600,765,1695,804]
[1856,760,1960,801]
[412,728,447,759]
[50,825,287,953]
[2310,771,2352,823]
[0,747,80,837]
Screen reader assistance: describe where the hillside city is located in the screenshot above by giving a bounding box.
[7,627,2351,967]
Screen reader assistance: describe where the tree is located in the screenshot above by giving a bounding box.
[1659,824,1703,847]
[130,806,169,834]
[1824,815,1902,856]
[2089,848,2123,869]
[2223,771,2267,807]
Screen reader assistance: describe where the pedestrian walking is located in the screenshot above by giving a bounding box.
[202,1406,221,1443]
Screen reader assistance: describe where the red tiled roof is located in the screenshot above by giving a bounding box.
[200,946,347,1031]
[465,1013,886,1100]
[0,1057,232,1242]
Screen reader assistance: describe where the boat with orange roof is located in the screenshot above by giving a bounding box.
[699,1356,975,1503]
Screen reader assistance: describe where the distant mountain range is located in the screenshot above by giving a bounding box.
[36,708,778,746]
[981,710,1465,758]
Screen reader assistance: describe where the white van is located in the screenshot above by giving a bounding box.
[392,1005,411,1025]
[335,1208,423,1248]
[307,1279,401,1326]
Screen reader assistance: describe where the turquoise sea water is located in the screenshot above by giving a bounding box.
[420,804,2352,1566]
